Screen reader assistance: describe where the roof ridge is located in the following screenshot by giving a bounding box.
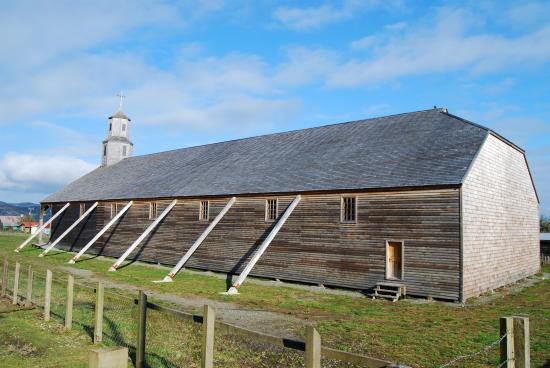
[440,110,525,153]
[127,108,443,160]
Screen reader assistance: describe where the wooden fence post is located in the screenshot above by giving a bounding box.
[305,326,321,368]
[12,262,20,305]
[501,316,530,368]
[201,304,215,368]
[25,266,33,307]
[94,281,104,344]
[1,258,8,297]
[513,317,530,368]
[136,290,147,368]
[44,269,52,321]
[65,275,74,330]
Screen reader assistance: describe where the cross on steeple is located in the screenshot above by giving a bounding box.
[117,92,125,110]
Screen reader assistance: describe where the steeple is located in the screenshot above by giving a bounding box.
[101,92,134,167]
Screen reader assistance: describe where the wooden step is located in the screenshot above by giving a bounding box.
[376,281,405,288]
[375,288,401,294]
[370,293,399,302]
[371,281,406,302]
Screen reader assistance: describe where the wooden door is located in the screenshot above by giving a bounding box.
[387,241,402,279]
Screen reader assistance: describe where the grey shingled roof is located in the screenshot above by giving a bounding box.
[44,109,491,203]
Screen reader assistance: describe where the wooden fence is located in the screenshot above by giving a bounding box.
[0,258,533,368]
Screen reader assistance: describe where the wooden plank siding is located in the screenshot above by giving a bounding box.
[49,188,461,300]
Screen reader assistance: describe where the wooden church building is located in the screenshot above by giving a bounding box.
[40,106,539,301]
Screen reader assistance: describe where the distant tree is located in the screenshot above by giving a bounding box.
[541,215,550,232]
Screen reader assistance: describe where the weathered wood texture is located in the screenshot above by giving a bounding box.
[50,188,461,300]
[462,134,539,300]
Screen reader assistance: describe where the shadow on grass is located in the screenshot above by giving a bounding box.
[103,311,179,368]
[47,298,179,367]
[43,250,70,258]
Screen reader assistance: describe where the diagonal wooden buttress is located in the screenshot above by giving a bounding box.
[155,197,237,283]
[108,199,178,272]
[68,201,134,264]
[39,202,99,257]
[15,203,71,252]
[225,195,301,295]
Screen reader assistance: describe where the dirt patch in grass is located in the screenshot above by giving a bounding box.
[0,334,42,358]
[0,297,22,313]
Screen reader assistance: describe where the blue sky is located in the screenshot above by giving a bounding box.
[0,0,549,214]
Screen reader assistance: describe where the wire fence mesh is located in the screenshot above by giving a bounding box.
[5,262,15,299]
[71,282,96,341]
[49,277,68,323]
[0,258,524,368]
[31,270,46,309]
[438,334,507,368]
[213,327,304,368]
[102,288,138,352]
[145,305,202,368]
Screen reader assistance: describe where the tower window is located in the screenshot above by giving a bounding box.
[265,199,278,221]
[199,201,209,221]
[109,123,112,131]
[149,202,157,220]
[123,146,127,156]
[341,196,357,223]
[103,145,107,156]
[122,124,126,132]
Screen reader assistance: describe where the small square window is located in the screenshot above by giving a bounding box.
[199,201,209,221]
[79,203,86,217]
[149,202,158,220]
[265,199,278,221]
[341,196,357,223]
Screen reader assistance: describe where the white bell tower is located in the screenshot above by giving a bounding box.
[101,93,133,167]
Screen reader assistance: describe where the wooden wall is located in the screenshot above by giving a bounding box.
[49,188,461,300]
[462,134,540,300]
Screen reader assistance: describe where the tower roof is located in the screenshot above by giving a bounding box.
[109,110,131,121]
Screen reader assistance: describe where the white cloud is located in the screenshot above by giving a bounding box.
[385,21,407,31]
[325,8,550,86]
[0,153,97,193]
[275,47,340,86]
[272,0,402,30]
[350,36,379,50]
[273,3,350,30]
[137,95,301,132]
[0,1,182,72]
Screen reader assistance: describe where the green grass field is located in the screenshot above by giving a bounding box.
[0,231,549,367]
[0,297,92,367]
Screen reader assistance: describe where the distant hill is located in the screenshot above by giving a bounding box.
[0,201,41,219]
